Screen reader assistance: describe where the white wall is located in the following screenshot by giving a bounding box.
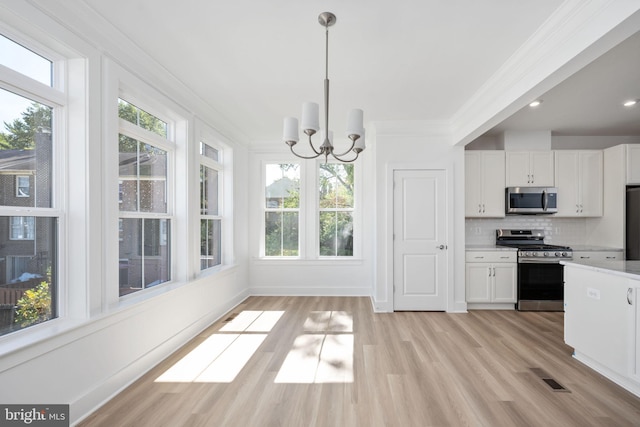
[371,122,467,313]
[247,142,375,297]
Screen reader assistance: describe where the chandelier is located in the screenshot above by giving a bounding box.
[282,12,365,163]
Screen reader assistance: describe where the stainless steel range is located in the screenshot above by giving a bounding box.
[496,229,572,311]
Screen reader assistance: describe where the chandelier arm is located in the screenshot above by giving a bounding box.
[332,138,357,157]
[307,133,323,155]
[289,144,323,160]
[331,150,359,163]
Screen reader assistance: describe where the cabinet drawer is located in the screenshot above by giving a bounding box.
[573,251,623,261]
[466,251,517,263]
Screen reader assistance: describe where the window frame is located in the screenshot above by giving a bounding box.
[317,161,355,258]
[199,140,224,271]
[15,175,31,197]
[262,161,301,258]
[116,94,176,297]
[257,157,361,261]
[0,26,67,338]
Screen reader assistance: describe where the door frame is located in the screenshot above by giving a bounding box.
[385,162,455,312]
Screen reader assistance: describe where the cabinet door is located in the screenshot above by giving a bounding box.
[492,263,517,303]
[627,145,640,184]
[564,267,632,376]
[465,152,483,217]
[505,152,531,186]
[634,285,640,382]
[554,151,580,216]
[481,151,505,217]
[465,264,491,302]
[530,152,554,186]
[579,151,603,216]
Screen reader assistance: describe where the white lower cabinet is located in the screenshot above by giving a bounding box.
[564,264,640,396]
[466,251,517,305]
[572,250,623,261]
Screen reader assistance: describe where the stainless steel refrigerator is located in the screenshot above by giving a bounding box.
[627,187,640,260]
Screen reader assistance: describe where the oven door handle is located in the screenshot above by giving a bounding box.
[542,190,548,211]
[518,259,567,264]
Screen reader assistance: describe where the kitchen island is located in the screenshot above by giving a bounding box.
[562,259,640,398]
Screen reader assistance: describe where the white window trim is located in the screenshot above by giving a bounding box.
[103,58,190,308]
[257,156,362,261]
[195,120,233,275]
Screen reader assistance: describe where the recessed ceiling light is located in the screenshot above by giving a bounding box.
[529,100,542,108]
[623,99,638,107]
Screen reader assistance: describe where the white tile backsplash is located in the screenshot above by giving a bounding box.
[465,217,588,246]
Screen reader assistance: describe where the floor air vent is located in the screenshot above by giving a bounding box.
[530,368,570,392]
[223,313,238,322]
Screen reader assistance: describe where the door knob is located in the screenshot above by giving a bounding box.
[437,244,447,250]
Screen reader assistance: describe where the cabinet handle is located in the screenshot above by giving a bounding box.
[492,267,496,277]
[576,204,580,213]
[482,204,485,213]
[628,288,633,305]
[605,256,616,259]
[478,204,482,213]
[488,268,492,277]
[580,256,590,259]
[527,174,531,184]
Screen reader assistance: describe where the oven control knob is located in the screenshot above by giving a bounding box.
[555,252,561,257]
[544,252,550,257]
[562,252,569,257]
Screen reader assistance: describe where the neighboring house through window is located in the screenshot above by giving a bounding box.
[0,33,59,336]
[117,98,172,296]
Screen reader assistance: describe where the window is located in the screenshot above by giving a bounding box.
[318,164,354,257]
[16,176,30,197]
[260,161,358,260]
[0,33,58,336]
[118,97,171,296]
[264,163,300,257]
[9,216,35,240]
[200,142,222,270]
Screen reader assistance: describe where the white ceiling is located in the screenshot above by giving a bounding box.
[74,0,638,143]
[485,29,640,137]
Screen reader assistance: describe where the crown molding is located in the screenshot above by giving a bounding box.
[451,0,640,146]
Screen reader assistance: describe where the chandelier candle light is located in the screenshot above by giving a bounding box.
[283,12,365,163]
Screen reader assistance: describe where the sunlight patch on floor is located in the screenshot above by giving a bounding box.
[275,311,354,384]
[155,310,284,383]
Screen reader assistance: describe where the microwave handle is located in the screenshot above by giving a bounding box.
[542,190,548,211]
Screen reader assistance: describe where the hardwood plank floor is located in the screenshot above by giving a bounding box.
[79,296,640,426]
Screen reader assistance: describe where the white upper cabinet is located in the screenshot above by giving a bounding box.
[627,145,640,184]
[554,150,603,217]
[505,151,554,187]
[465,151,505,217]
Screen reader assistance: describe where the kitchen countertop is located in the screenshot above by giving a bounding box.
[465,245,518,252]
[561,259,640,280]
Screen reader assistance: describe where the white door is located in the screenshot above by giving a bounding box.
[393,169,447,311]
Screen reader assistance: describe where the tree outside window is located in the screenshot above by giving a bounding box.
[319,164,354,257]
[265,163,300,257]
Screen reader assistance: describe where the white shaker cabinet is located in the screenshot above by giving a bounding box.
[465,151,505,217]
[572,250,622,261]
[554,150,603,217]
[627,145,640,184]
[564,264,640,397]
[505,151,554,187]
[466,251,517,305]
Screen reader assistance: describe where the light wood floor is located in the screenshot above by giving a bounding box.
[79,296,640,426]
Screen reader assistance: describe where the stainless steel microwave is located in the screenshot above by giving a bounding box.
[506,187,558,214]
